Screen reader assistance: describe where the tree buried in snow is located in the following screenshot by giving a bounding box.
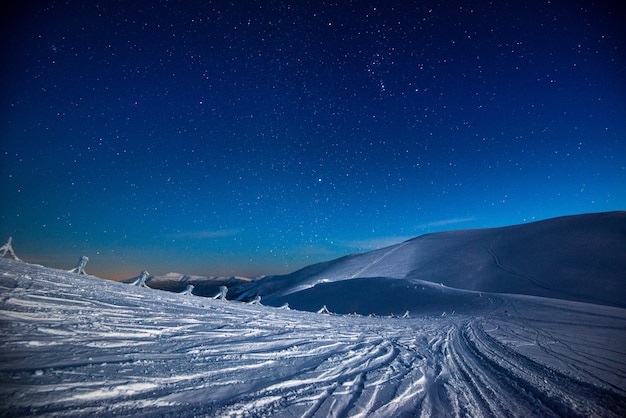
[68,256,88,275]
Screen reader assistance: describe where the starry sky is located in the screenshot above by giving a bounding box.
[1,1,625,280]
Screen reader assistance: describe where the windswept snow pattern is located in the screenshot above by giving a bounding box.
[1,258,625,417]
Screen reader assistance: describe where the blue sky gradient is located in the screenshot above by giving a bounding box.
[1,1,624,279]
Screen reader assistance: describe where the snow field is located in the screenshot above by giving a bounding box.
[1,258,625,417]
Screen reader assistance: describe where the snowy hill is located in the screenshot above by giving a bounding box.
[1,257,625,416]
[230,211,626,310]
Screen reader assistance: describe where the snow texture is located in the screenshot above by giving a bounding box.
[1,257,625,417]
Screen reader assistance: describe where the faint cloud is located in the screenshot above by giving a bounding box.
[168,229,242,240]
[342,236,413,251]
[341,218,477,251]
[416,217,476,229]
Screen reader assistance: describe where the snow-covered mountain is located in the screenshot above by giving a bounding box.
[1,211,625,416]
[230,211,626,311]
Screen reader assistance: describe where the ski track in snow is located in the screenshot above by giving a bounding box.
[1,258,625,417]
[349,241,410,279]
[487,234,551,291]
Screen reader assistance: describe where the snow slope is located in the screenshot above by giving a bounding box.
[230,211,626,309]
[1,257,625,417]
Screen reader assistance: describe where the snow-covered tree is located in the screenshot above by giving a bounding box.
[213,286,228,300]
[68,256,88,275]
[247,295,262,305]
[180,284,195,296]
[317,305,331,314]
[0,237,20,261]
[128,271,150,287]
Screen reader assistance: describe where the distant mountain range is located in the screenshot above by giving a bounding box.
[227,211,626,312]
[126,272,253,298]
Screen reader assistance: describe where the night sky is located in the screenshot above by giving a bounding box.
[1,1,625,280]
